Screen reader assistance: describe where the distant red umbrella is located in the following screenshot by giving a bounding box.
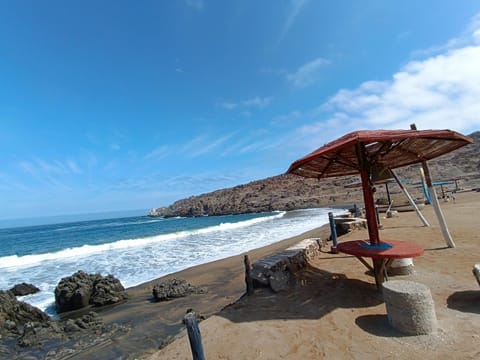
[287,129,473,246]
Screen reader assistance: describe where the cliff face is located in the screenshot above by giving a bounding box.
[150,131,479,218]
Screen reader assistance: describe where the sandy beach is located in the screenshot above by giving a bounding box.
[141,190,480,360]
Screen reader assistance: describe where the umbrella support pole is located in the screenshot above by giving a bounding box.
[357,143,380,246]
[422,162,455,248]
[390,169,430,227]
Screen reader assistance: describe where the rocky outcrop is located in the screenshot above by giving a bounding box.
[0,289,129,358]
[54,271,127,313]
[0,290,50,332]
[148,132,479,218]
[152,279,207,302]
[62,311,105,333]
[149,174,362,218]
[9,282,40,296]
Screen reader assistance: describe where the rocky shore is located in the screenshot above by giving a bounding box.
[0,272,130,359]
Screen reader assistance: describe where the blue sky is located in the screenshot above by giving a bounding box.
[1,0,480,220]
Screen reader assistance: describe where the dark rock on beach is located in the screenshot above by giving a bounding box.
[9,282,41,297]
[0,290,63,349]
[0,289,129,358]
[63,311,105,333]
[91,274,128,307]
[0,290,50,334]
[55,271,127,313]
[152,278,207,302]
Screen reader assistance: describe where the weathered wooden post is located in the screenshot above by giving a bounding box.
[390,168,430,227]
[328,212,338,253]
[183,310,206,360]
[410,123,455,248]
[244,254,254,296]
[353,203,360,217]
[375,205,383,229]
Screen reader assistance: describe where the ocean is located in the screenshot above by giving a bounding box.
[0,207,346,317]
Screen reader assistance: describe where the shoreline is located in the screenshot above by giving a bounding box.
[58,223,333,359]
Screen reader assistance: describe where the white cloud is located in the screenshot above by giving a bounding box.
[242,96,273,108]
[287,57,330,88]
[271,110,303,126]
[18,158,83,176]
[145,145,170,161]
[292,15,480,150]
[220,102,238,110]
[67,160,82,174]
[278,0,309,43]
[219,96,273,110]
[186,0,204,11]
[181,133,235,158]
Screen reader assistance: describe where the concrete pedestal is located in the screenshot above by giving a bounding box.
[382,280,437,335]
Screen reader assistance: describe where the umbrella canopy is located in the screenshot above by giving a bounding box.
[287,129,473,179]
[287,129,473,246]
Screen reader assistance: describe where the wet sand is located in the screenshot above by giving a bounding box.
[145,191,480,360]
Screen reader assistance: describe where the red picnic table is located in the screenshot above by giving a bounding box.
[337,239,424,288]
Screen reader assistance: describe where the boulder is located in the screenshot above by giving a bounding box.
[91,275,127,307]
[63,312,104,333]
[55,271,127,313]
[9,283,41,297]
[0,290,50,338]
[152,279,206,302]
[55,271,94,313]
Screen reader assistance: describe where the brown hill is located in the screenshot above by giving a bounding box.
[149,131,479,217]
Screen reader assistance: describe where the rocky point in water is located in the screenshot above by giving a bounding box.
[9,282,41,296]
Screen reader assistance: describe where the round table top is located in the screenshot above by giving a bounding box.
[336,239,424,259]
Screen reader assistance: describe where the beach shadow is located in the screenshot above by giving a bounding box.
[315,254,356,260]
[424,246,450,251]
[219,264,383,324]
[447,290,480,314]
[355,315,406,337]
[382,225,425,230]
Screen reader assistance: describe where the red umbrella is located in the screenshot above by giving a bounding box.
[287,129,473,247]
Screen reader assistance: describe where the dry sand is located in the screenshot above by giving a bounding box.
[145,191,480,360]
